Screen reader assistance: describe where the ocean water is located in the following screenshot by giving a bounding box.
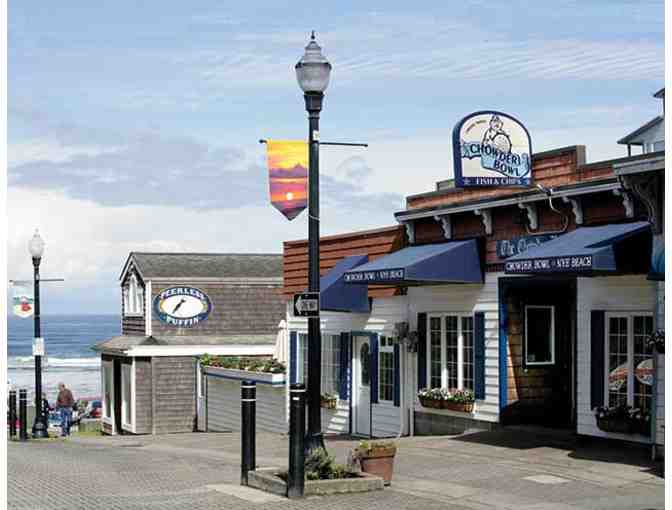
[8,314,120,402]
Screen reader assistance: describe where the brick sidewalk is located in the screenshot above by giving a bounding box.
[7,429,665,510]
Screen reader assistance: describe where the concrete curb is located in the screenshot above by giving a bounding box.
[247,467,385,497]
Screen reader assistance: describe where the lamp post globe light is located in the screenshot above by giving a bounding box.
[29,229,48,438]
[296,31,331,453]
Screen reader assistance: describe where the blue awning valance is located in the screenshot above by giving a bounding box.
[343,240,483,285]
[504,221,651,275]
[320,254,369,313]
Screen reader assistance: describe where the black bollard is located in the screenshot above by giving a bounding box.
[240,380,256,485]
[9,390,16,438]
[287,383,306,498]
[19,389,28,442]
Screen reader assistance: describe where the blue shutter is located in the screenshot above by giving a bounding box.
[393,344,401,407]
[591,311,606,410]
[370,335,379,404]
[417,313,427,389]
[339,332,350,400]
[474,312,486,400]
[289,331,298,384]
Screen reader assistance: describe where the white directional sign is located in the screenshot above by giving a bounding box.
[33,337,45,357]
[293,292,320,317]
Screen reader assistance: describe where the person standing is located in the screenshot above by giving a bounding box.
[56,383,74,437]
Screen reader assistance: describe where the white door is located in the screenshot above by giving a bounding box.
[353,335,371,436]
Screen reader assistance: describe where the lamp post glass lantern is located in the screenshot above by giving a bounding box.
[29,229,48,438]
[296,31,331,453]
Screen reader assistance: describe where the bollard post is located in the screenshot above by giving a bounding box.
[240,380,256,485]
[9,390,16,438]
[287,383,306,498]
[19,389,28,442]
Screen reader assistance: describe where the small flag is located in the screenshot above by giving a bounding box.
[267,140,308,220]
[12,281,34,318]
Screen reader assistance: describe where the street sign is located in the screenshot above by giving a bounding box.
[32,337,45,357]
[293,292,320,317]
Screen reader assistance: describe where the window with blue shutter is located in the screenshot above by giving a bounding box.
[417,313,427,389]
[474,312,486,400]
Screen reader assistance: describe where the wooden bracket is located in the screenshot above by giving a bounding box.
[562,196,583,225]
[433,215,452,240]
[518,202,538,230]
[474,209,493,235]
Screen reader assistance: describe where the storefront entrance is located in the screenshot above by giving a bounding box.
[500,277,576,428]
[352,334,372,436]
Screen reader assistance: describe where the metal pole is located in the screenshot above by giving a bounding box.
[287,383,306,498]
[32,257,48,438]
[240,380,256,485]
[19,389,27,441]
[9,389,16,438]
[304,91,325,453]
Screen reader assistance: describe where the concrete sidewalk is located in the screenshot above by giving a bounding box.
[8,428,664,509]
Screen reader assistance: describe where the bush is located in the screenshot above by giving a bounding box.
[279,448,358,481]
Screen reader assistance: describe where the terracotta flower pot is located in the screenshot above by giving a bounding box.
[359,449,396,485]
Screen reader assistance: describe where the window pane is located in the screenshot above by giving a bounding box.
[360,343,370,387]
[462,317,474,391]
[526,308,553,364]
[430,318,442,388]
[380,351,394,402]
[633,316,653,413]
[608,317,628,407]
[446,316,458,389]
[123,365,132,424]
[320,335,340,396]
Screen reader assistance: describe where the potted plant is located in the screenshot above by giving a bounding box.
[593,404,648,434]
[320,393,337,409]
[353,440,397,485]
[444,389,475,412]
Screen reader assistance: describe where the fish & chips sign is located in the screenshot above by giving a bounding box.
[453,111,532,187]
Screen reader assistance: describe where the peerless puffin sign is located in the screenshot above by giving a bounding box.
[154,286,213,327]
[453,111,532,187]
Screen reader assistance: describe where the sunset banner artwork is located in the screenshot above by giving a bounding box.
[12,280,34,318]
[267,140,308,220]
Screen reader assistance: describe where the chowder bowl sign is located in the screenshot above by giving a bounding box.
[453,111,532,187]
[154,286,212,327]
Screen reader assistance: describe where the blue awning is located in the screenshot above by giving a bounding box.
[504,221,651,275]
[343,240,483,285]
[320,254,370,313]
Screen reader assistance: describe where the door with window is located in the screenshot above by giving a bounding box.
[605,314,654,414]
[353,335,371,436]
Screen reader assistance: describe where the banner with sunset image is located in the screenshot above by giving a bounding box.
[267,140,308,220]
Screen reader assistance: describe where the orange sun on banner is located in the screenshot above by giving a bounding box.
[267,140,308,220]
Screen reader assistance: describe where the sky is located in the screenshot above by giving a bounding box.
[8,1,664,314]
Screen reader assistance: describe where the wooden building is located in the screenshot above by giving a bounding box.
[94,252,285,435]
[282,139,664,452]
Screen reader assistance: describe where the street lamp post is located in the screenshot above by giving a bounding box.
[295,31,331,452]
[29,229,48,439]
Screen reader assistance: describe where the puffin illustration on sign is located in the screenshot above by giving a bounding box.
[154,286,212,327]
[453,111,533,187]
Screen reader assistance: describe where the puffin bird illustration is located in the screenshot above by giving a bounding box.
[171,298,187,315]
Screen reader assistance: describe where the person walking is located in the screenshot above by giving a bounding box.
[56,383,74,437]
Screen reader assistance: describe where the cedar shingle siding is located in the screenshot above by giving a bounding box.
[152,357,196,434]
[134,357,152,434]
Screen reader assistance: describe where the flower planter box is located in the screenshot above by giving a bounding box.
[596,417,635,435]
[443,401,474,413]
[203,366,286,385]
[247,467,384,497]
[418,397,440,409]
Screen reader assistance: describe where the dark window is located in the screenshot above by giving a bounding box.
[525,306,554,365]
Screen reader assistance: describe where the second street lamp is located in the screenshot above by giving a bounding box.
[295,31,332,453]
[29,229,48,439]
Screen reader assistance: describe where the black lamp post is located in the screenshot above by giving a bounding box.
[295,31,331,452]
[29,229,48,439]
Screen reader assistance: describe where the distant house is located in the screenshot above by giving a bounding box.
[618,88,665,155]
[93,252,285,435]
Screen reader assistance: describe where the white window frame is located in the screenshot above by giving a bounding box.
[524,305,555,366]
[297,332,341,397]
[121,360,135,432]
[603,312,654,409]
[124,274,144,316]
[426,313,474,390]
[378,335,395,404]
